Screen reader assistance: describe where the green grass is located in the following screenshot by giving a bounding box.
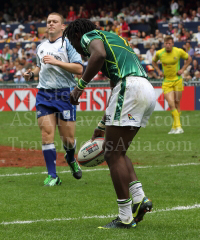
[0,111,200,239]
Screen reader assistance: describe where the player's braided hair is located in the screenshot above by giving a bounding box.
[62,19,96,46]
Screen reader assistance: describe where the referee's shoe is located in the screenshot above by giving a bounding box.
[65,154,82,179]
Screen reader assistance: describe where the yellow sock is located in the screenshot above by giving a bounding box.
[171,109,181,128]
[179,112,181,127]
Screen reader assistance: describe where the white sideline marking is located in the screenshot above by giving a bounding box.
[0,162,200,177]
[1,204,200,225]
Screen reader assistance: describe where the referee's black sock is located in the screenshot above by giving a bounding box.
[64,139,76,164]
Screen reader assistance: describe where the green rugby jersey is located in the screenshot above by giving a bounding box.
[81,30,147,85]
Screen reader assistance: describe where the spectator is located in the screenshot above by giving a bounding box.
[194,42,200,57]
[29,24,38,37]
[196,26,200,42]
[9,61,16,79]
[146,44,156,64]
[191,10,198,21]
[166,23,174,35]
[170,0,179,16]
[93,71,108,81]
[180,28,187,41]
[129,40,140,57]
[182,13,190,22]
[67,6,76,21]
[185,42,194,57]
[1,48,10,61]
[146,65,160,79]
[11,48,18,62]
[182,70,192,81]
[0,24,5,38]
[197,7,200,18]
[171,28,179,41]
[77,6,89,19]
[14,70,25,83]
[5,25,13,38]
[119,16,129,40]
[4,44,12,55]
[2,59,10,71]
[13,34,22,43]
[0,35,4,43]
[192,71,200,81]
[5,33,14,43]
[24,44,31,55]
[95,21,103,31]
[29,42,37,57]
[26,53,32,63]
[16,42,23,59]
[177,23,183,34]
[113,20,120,35]
[2,68,12,82]
[155,29,160,39]
[157,33,164,43]
[189,59,200,77]
[30,31,39,42]
[13,25,25,39]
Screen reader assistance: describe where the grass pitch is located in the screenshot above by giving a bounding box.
[0,111,200,240]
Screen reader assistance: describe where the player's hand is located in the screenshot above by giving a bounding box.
[23,69,32,81]
[43,55,59,65]
[158,70,164,78]
[91,128,105,141]
[70,86,83,105]
[177,69,183,76]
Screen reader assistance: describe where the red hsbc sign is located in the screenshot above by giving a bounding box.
[0,88,38,111]
[0,87,195,111]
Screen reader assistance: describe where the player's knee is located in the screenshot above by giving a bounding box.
[104,149,119,165]
[41,130,53,143]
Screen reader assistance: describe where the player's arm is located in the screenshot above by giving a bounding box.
[177,54,192,76]
[24,66,40,81]
[43,56,83,75]
[152,54,164,78]
[70,39,106,105]
[82,39,106,83]
[91,81,114,141]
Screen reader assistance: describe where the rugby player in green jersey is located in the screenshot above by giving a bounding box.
[62,19,156,229]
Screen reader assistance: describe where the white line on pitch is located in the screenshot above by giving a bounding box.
[0,162,199,177]
[1,204,200,225]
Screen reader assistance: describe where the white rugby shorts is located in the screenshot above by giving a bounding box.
[105,76,156,127]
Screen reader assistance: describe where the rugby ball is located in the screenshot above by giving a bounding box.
[77,138,105,167]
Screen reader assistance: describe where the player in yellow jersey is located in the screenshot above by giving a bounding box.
[152,35,192,134]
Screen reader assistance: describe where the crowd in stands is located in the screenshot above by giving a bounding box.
[1,0,200,83]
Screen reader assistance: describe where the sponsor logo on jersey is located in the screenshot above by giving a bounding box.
[105,114,111,121]
[128,114,136,120]
[63,110,70,119]
[37,111,42,116]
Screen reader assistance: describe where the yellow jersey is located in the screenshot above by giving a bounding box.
[153,47,189,81]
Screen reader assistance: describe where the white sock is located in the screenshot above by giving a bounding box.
[117,198,133,223]
[129,181,145,204]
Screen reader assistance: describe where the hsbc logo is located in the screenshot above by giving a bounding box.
[6,90,36,111]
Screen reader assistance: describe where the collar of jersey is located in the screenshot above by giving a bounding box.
[48,36,62,44]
